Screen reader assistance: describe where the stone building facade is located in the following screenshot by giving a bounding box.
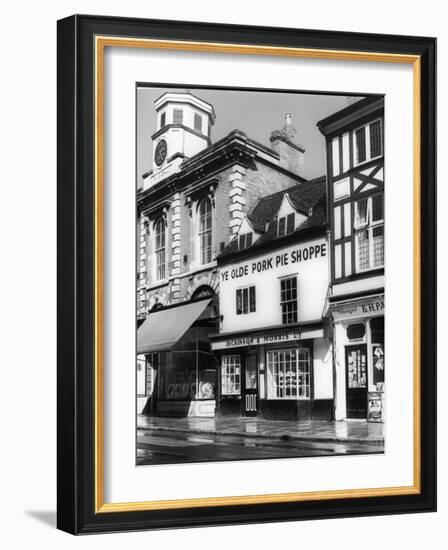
[137,92,309,318]
[136,90,312,417]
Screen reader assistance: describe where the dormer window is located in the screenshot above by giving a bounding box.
[238,232,253,250]
[194,113,202,133]
[160,112,166,129]
[173,108,183,125]
[278,213,295,237]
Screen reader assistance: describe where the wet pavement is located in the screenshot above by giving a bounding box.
[137,415,384,465]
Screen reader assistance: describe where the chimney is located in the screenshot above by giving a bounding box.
[270,114,305,177]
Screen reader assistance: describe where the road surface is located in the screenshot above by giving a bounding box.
[137,428,383,465]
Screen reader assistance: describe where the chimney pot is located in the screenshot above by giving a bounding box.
[285,113,292,125]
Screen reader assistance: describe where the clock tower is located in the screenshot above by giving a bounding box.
[144,91,216,189]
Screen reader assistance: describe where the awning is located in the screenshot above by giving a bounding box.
[137,298,212,354]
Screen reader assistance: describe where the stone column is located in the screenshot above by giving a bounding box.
[170,193,181,301]
[138,216,148,316]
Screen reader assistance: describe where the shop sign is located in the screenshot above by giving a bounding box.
[331,296,384,321]
[220,241,327,283]
[211,327,323,350]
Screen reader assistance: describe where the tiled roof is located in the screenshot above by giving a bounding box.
[219,176,327,261]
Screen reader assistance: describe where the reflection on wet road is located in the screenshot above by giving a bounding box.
[137,429,383,465]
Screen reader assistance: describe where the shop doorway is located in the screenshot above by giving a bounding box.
[243,352,258,417]
[345,345,367,419]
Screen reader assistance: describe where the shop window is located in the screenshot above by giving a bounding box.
[354,119,382,165]
[146,352,159,396]
[371,317,385,387]
[354,194,384,272]
[236,285,256,315]
[280,276,298,324]
[154,217,166,280]
[238,232,253,250]
[347,323,366,340]
[221,355,241,395]
[137,357,146,397]
[198,197,212,265]
[267,348,310,399]
[278,212,295,237]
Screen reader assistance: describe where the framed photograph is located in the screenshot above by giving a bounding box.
[57,14,436,534]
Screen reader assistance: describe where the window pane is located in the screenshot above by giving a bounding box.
[355,198,368,226]
[198,198,212,265]
[355,126,366,163]
[249,286,256,312]
[356,229,370,270]
[194,113,202,132]
[155,218,166,280]
[160,112,166,129]
[280,277,298,324]
[372,225,384,267]
[173,109,183,124]
[278,217,286,236]
[372,194,383,222]
[246,232,253,247]
[236,289,242,315]
[242,288,249,314]
[222,355,241,395]
[370,120,382,158]
[267,349,310,399]
[286,213,295,234]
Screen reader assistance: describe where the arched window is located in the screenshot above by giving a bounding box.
[154,217,166,280]
[198,197,212,265]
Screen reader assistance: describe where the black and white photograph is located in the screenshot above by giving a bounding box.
[135,86,385,466]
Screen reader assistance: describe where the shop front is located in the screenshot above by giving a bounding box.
[137,297,219,417]
[331,294,385,422]
[211,324,334,421]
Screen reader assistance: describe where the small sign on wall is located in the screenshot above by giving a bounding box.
[367,391,384,423]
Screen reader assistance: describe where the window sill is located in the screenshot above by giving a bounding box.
[147,279,169,291]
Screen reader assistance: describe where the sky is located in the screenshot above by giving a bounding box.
[137,86,360,186]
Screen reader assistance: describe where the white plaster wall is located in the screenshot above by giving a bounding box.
[313,337,333,399]
[220,237,329,333]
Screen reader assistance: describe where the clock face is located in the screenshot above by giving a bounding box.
[154,139,167,166]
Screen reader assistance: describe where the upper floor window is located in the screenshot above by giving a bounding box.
[194,113,202,133]
[238,232,253,250]
[236,285,256,315]
[278,213,295,237]
[154,217,166,280]
[354,194,384,272]
[173,108,183,125]
[354,119,383,165]
[280,276,298,324]
[198,197,212,265]
[160,111,166,129]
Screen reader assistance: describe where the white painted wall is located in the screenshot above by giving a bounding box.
[220,236,329,333]
[313,337,333,399]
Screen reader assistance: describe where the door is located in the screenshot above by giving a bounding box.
[345,345,368,419]
[243,352,258,417]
